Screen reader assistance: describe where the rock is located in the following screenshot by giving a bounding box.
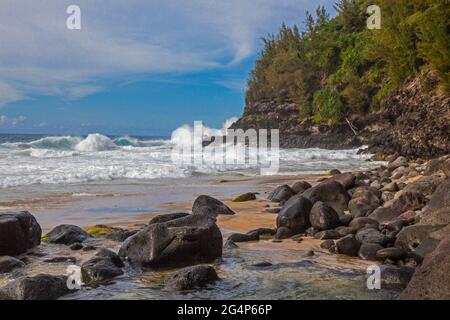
[192,195,235,216]
[326,169,341,176]
[265,207,281,214]
[384,190,426,213]
[327,173,356,189]
[301,181,350,215]
[376,247,406,261]
[349,217,379,232]
[224,239,238,249]
[0,211,42,256]
[0,256,25,274]
[358,243,384,260]
[303,250,315,257]
[43,256,77,264]
[252,262,273,267]
[314,230,340,240]
[228,233,259,243]
[232,192,257,202]
[381,182,398,192]
[368,207,400,224]
[275,227,293,240]
[339,215,352,226]
[400,235,450,299]
[386,219,407,232]
[106,230,138,242]
[403,175,446,197]
[424,155,450,176]
[395,224,446,256]
[419,179,450,225]
[291,181,312,194]
[267,185,295,202]
[69,243,83,251]
[348,187,380,218]
[247,228,276,238]
[335,235,360,256]
[356,228,387,245]
[119,213,222,268]
[149,212,190,225]
[379,265,414,289]
[45,225,90,245]
[388,156,408,171]
[443,159,450,178]
[335,226,353,237]
[276,196,313,235]
[320,240,335,250]
[370,181,381,189]
[309,201,341,231]
[381,191,396,203]
[81,249,124,285]
[0,274,73,300]
[166,265,219,290]
[82,245,97,251]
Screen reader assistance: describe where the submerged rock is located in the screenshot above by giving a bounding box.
[0,211,42,256]
[119,213,222,268]
[0,256,25,274]
[166,265,219,290]
[0,274,73,300]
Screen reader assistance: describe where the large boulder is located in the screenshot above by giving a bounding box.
[395,224,446,257]
[335,235,360,256]
[326,173,356,190]
[81,249,124,285]
[291,181,312,194]
[45,225,90,245]
[355,228,387,245]
[384,190,426,214]
[400,235,450,299]
[166,265,219,290]
[402,175,446,197]
[419,179,450,225]
[276,196,313,235]
[379,265,414,289]
[424,155,450,176]
[0,274,73,300]
[309,202,340,231]
[349,217,379,232]
[301,181,350,215]
[0,211,42,256]
[149,212,190,225]
[358,243,383,260]
[192,195,235,216]
[267,185,295,202]
[348,187,380,218]
[0,256,25,274]
[119,214,222,268]
[227,233,259,243]
[388,156,408,171]
[368,207,400,224]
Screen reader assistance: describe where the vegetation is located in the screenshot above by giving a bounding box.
[246,0,449,125]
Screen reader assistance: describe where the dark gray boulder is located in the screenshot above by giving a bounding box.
[355,228,387,245]
[388,156,408,171]
[320,240,335,250]
[368,207,400,224]
[0,274,73,300]
[335,235,360,256]
[81,249,124,285]
[339,214,353,226]
[0,256,25,274]
[301,181,350,215]
[384,190,426,214]
[291,181,312,194]
[358,243,384,260]
[376,247,407,261]
[105,230,137,242]
[149,212,190,225]
[348,187,380,218]
[335,226,353,237]
[314,230,340,240]
[246,228,276,238]
[275,227,293,240]
[45,225,90,245]
[267,185,295,202]
[227,232,259,243]
[192,195,235,216]
[419,179,450,225]
[327,172,356,190]
[166,265,219,290]
[379,265,414,289]
[0,211,42,256]
[309,201,341,231]
[395,224,446,259]
[119,213,222,268]
[276,196,313,235]
[349,217,379,232]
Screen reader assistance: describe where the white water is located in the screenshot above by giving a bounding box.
[0,119,378,189]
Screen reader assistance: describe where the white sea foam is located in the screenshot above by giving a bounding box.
[0,118,380,188]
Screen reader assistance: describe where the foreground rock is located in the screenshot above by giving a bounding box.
[276,196,312,236]
[419,179,450,225]
[268,185,295,202]
[119,214,222,268]
[81,249,124,285]
[348,187,380,218]
[0,274,73,300]
[379,265,414,289]
[0,256,25,274]
[0,211,42,256]
[192,195,235,216]
[335,235,360,256]
[400,235,450,299]
[309,201,340,231]
[301,181,350,215]
[166,265,219,290]
[45,224,90,245]
[149,212,190,225]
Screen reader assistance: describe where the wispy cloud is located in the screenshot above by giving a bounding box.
[0,0,334,106]
[0,114,26,126]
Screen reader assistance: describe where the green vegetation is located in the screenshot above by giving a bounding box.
[232,192,257,202]
[85,224,122,237]
[246,0,449,125]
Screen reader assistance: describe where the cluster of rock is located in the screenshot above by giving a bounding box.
[0,195,233,299]
[263,155,450,298]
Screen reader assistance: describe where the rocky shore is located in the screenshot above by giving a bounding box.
[0,154,449,300]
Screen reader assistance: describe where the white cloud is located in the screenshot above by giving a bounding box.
[0,0,334,106]
[0,114,26,127]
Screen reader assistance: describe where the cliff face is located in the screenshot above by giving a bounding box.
[232,75,450,159]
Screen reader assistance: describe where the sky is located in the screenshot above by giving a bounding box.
[0,0,335,136]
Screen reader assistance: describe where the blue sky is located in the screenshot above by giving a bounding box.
[0,0,335,136]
